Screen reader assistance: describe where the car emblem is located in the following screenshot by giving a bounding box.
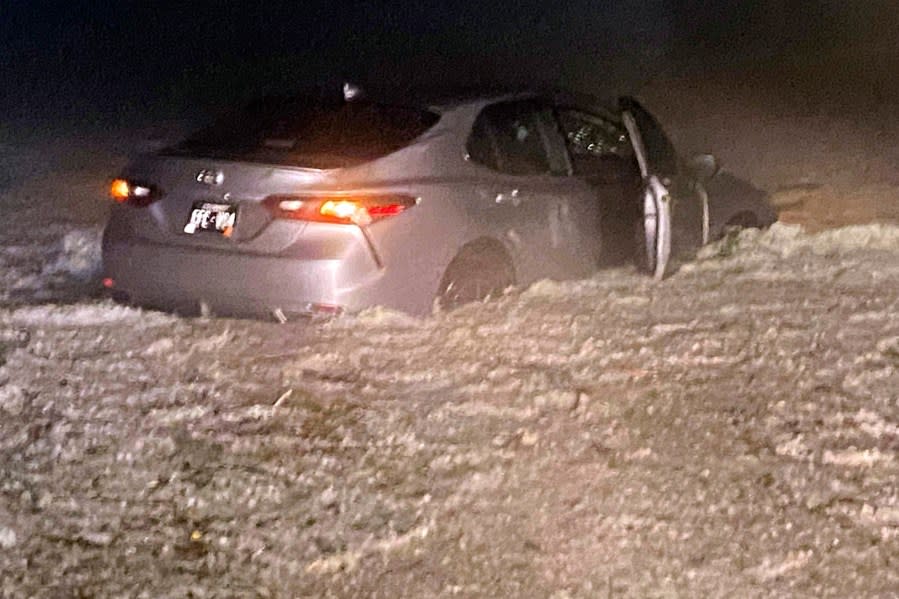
[196,169,224,185]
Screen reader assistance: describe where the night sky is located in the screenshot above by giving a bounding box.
[2,1,898,124]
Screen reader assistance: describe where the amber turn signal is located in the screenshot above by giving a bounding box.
[110,179,130,203]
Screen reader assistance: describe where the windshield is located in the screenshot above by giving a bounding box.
[164,97,440,169]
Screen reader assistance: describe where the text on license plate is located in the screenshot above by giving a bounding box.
[183,202,237,236]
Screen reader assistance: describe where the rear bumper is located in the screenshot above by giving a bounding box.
[102,235,385,318]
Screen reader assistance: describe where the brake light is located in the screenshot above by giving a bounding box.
[109,178,160,207]
[263,194,416,226]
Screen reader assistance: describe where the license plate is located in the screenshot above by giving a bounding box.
[183,202,237,236]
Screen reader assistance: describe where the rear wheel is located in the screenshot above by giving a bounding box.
[437,242,515,311]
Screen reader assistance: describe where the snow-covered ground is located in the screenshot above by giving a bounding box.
[1,82,898,596]
[1,222,897,597]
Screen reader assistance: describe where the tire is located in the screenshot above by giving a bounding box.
[726,211,759,229]
[436,242,515,311]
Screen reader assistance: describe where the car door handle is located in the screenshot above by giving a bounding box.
[495,188,521,206]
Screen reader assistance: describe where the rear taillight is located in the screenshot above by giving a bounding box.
[109,178,161,207]
[262,194,417,226]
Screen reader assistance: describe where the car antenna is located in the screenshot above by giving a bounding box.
[342,81,364,102]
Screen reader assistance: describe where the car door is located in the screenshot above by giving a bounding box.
[619,97,704,258]
[534,104,610,274]
[466,99,586,283]
[555,107,643,266]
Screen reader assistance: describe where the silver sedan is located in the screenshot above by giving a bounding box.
[102,89,773,318]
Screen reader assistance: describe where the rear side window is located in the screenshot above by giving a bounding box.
[465,113,499,170]
[165,97,440,169]
[466,101,552,176]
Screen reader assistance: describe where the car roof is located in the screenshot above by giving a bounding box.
[412,88,540,110]
[372,85,621,117]
[229,86,623,123]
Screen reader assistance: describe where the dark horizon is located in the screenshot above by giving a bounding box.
[3,1,899,125]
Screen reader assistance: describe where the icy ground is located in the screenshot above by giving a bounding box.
[1,86,898,596]
[0,216,897,596]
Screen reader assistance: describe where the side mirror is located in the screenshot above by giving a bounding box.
[688,153,719,182]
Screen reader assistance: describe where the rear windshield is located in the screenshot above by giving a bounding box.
[163,97,440,169]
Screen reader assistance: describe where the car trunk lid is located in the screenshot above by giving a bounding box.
[118,96,440,253]
[122,156,335,253]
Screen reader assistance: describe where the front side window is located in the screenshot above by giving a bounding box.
[466,101,552,176]
[558,109,632,159]
[556,109,637,178]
